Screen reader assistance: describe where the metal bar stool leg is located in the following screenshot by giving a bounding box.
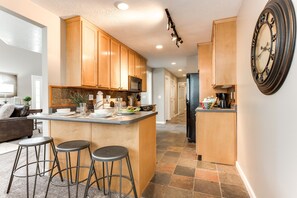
[6,146,22,193]
[45,150,58,198]
[87,147,100,190]
[119,159,122,198]
[126,154,138,198]
[105,161,112,198]
[68,152,73,184]
[83,159,95,198]
[102,162,106,195]
[26,147,29,198]
[65,152,71,198]
[43,144,46,176]
[50,141,63,181]
[34,146,41,177]
[33,145,41,197]
[75,150,81,198]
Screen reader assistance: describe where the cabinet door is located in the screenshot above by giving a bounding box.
[128,50,135,76]
[134,54,141,78]
[98,31,111,88]
[198,43,215,101]
[110,39,121,89]
[196,112,236,165]
[140,57,147,92]
[82,21,97,87]
[212,18,236,86]
[120,45,129,90]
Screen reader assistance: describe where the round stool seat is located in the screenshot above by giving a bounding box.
[19,136,53,147]
[92,146,128,161]
[56,140,90,152]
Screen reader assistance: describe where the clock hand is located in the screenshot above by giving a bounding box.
[257,42,270,59]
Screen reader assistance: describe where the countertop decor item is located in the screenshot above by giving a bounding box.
[251,0,296,95]
[70,92,88,106]
[23,96,31,106]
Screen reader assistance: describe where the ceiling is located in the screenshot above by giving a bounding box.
[1,0,243,78]
[0,9,42,54]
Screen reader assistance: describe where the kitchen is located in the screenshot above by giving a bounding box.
[1,0,297,197]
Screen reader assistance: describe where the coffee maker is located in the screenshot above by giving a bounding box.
[216,93,230,108]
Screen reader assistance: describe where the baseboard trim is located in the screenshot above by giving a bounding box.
[236,161,257,198]
[156,121,166,124]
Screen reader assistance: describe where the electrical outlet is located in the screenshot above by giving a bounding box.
[89,94,93,100]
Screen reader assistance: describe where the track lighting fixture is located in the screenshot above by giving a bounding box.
[165,8,183,48]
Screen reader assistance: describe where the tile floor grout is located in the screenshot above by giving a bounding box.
[142,113,250,198]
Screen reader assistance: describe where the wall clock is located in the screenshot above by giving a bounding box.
[251,0,296,95]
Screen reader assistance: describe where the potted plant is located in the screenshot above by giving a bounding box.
[23,96,31,106]
[70,92,88,112]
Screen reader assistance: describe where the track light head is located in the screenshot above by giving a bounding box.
[171,33,177,41]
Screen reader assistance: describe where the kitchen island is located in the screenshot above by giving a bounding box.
[28,111,157,195]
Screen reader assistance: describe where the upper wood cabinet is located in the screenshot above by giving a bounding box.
[198,42,216,101]
[140,57,147,92]
[212,17,236,87]
[110,38,121,89]
[128,50,135,77]
[120,45,129,90]
[65,17,98,87]
[98,30,111,88]
[134,54,141,78]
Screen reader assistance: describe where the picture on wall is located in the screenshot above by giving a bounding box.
[0,72,17,97]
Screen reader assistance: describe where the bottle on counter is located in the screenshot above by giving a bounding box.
[95,91,103,109]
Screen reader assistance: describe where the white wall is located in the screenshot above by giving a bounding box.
[0,40,42,102]
[152,68,165,123]
[237,0,297,197]
[0,0,62,136]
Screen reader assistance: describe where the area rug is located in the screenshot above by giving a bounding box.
[0,142,18,155]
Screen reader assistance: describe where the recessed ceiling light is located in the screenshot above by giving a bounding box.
[156,45,163,49]
[178,69,182,72]
[171,62,176,65]
[115,2,129,10]
[182,74,186,77]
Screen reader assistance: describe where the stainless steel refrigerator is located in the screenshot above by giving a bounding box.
[186,73,199,142]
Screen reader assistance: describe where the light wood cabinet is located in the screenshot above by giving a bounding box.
[212,17,236,87]
[128,50,135,77]
[110,39,121,89]
[134,54,141,78]
[120,45,129,90]
[140,57,147,92]
[196,111,236,165]
[98,30,111,88]
[65,17,98,87]
[198,43,216,101]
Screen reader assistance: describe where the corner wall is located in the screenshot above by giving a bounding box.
[237,0,297,197]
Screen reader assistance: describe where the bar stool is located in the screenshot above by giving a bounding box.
[6,136,63,198]
[45,140,99,198]
[84,145,138,198]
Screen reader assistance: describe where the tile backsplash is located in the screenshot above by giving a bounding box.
[49,86,137,108]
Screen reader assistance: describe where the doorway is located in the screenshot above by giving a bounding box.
[178,82,187,114]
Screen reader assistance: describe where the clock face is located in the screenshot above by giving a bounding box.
[252,12,277,83]
[250,0,296,95]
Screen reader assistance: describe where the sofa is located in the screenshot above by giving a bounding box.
[0,105,33,143]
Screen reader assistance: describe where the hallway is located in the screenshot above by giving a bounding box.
[142,113,249,198]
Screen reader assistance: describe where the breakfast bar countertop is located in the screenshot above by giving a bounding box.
[27,111,158,125]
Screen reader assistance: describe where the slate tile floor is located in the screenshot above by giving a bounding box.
[142,113,249,198]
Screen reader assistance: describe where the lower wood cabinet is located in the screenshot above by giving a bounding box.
[196,111,236,165]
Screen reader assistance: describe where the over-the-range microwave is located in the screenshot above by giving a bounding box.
[128,76,142,92]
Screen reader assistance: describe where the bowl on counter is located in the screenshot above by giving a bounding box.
[56,108,71,113]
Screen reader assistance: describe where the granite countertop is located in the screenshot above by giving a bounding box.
[27,111,158,125]
[195,106,237,113]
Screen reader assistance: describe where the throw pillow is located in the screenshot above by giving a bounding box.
[0,104,15,119]
[20,105,30,117]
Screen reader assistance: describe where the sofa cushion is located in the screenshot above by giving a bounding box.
[20,105,30,117]
[0,104,15,119]
[10,105,24,117]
